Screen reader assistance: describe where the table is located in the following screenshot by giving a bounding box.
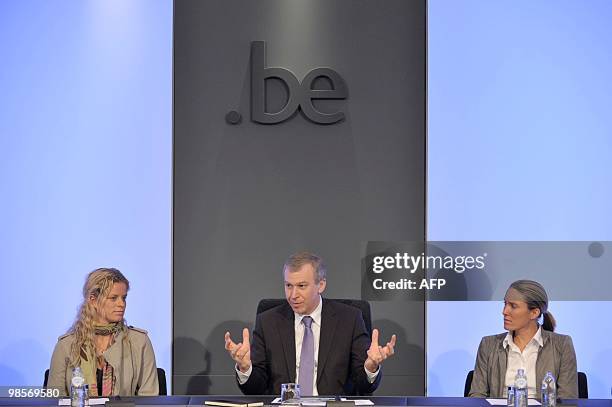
[0,396,610,407]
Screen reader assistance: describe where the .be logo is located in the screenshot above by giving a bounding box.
[249,41,348,125]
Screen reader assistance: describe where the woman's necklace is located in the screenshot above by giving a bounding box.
[95,334,113,360]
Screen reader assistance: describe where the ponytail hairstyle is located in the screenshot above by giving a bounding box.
[509,279,555,332]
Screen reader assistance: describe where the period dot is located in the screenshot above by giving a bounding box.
[225,110,241,125]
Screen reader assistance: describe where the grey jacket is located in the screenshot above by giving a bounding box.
[48,327,159,396]
[469,330,578,399]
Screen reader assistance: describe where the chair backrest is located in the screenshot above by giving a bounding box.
[464,369,589,399]
[157,367,167,395]
[463,370,474,397]
[577,371,588,399]
[256,298,372,334]
[44,367,167,396]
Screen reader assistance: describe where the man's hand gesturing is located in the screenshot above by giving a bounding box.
[225,328,252,373]
[364,328,397,373]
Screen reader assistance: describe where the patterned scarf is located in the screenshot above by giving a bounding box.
[95,323,122,336]
[81,323,122,396]
[99,360,114,396]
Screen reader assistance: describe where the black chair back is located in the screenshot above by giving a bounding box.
[157,367,167,395]
[256,298,372,334]
[463,370,474,397]
[577,371,588,399]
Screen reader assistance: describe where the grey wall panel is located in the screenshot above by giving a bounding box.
[174,0,426,395]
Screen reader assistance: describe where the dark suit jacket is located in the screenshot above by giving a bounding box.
[238,298,382,396]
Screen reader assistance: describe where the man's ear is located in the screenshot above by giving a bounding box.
[318,279,327,294]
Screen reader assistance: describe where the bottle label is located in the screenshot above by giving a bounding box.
[516,378,527,388]
[71,376,85,387]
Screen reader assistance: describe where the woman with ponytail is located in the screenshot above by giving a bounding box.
[468,280,578,399]
[48,268,158,396]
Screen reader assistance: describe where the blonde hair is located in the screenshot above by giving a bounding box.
[68,268,130,366]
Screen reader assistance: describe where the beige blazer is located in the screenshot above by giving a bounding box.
[468,330,578,399]
[47,327,159,396]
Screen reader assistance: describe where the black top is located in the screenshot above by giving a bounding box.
[96,368,103,396]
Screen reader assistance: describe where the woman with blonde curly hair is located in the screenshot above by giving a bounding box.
[48,268,158,396]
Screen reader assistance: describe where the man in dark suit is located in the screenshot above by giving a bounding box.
[225,252,396,396]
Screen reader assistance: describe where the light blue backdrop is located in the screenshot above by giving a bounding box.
[428,0,612,398]
[0,0,172,390]
[0,0,610,398]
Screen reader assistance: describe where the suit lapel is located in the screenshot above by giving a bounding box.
[496,336,508,397]
[316,299,338,384]
[277,304,296,382]
[104,329,124,372]
[535,330,550,395]
[104,329,127,393]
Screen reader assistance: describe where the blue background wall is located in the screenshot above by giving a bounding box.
[0,0,172,389]
[0,0,610,398]
[428,0,612,398]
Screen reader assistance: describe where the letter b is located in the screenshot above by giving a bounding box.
[250,41,347,125]
[251,41,300,124]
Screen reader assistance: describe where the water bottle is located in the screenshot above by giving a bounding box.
[514,369,528,407]
[70,367,89,407]
[507,386,515,407]
[541,371,556,407]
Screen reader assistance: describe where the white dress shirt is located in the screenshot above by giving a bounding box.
[237,296,379,395]
[503,326,544,398]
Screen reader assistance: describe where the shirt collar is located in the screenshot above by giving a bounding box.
[503,325,544,349]
[294,295,323,327]
[533,325,544,346]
